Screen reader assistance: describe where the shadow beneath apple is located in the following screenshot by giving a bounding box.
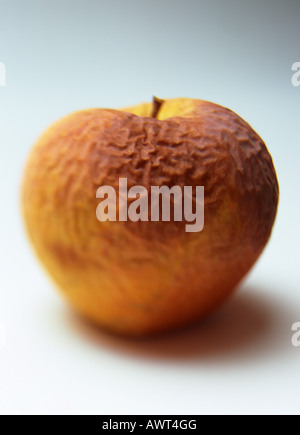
[65,284,291,362]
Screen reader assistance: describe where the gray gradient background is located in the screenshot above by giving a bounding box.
[0,0,299,415]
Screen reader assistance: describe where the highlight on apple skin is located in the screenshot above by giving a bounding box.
[21,97,279,336]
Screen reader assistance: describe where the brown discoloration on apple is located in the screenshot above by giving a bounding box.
[21,98,278,336]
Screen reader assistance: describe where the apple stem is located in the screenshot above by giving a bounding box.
[151,96,165,119]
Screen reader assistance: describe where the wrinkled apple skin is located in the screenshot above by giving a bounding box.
[21,98,279,336]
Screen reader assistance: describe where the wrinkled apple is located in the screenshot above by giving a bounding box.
[21,97,279,336]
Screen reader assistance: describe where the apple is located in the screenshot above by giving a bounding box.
[21,97,279,336]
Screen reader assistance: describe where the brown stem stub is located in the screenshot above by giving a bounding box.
[151,96,165,119]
